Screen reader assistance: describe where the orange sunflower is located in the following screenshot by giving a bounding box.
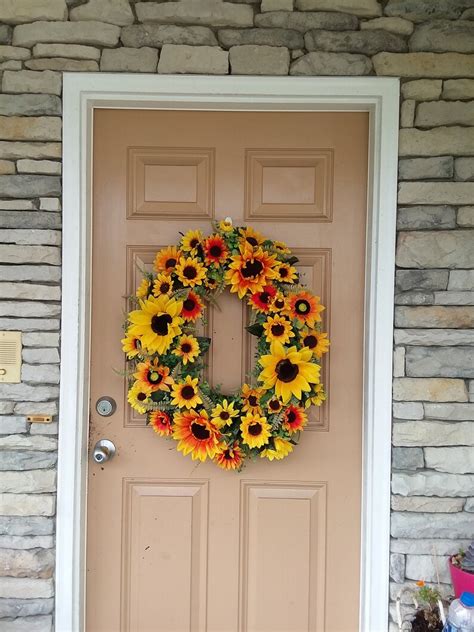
[154,246,181,273]
[288,291,324,327]
[239,226,264,249]
[283,405,307,434]
[173,409,221,462]
[214,443,243,471]
[180,290,204,322]
[149,410,173,436]
[134,358,173,392]
[248,285,277,313]
[226,244,277,299]
[204,234,228,266]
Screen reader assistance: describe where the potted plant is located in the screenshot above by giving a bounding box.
[449,541,474,598]
[396,581,446,632]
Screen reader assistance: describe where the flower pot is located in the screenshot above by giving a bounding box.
[449,558,474,598]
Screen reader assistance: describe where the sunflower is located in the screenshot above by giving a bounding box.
[262,314,295,345]
[121,331,141,358]
[180,290,204,321]
[239,226,264,249]
[175,256,207,288]
[173,334,200,365]
[248,285,277,313]
[258,341,320,404]
[267,398,283,414]
[204,234,228,266]
[127,381,152,414]
[181,229,203,253]
[276,262,298,284]
[240,412,271,449]
[154,246,181,273]
[214,443,243,471]
[260,437,293,461]
[271,292,290,314]
[226,244,277,299]
[173,409,220,461]
[273,240,291,255]
[305,384,326,408]
[241,384,265,413]
[153,273,173,297]
[301,329,330,358]
[283,405,307,434]
[211,399,239,428]
[149,410,173,436]
[128,294,183,355]
[134,358,173,392]
[136,278,151,299]
[205,276,218,290]
[288,291,324,327]
[218,218,233,233]
[171,375,202,409]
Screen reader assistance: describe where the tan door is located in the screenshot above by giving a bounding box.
[87,109,368,632]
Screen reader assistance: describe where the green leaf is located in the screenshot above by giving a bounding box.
[287,256,299,265]
[245,323,264,337]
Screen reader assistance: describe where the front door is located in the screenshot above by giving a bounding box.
[87,109,368,632]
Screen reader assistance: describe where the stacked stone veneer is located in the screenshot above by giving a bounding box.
[0,0,474,629]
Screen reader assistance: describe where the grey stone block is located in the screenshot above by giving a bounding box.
[410,20,474,53]
[397,231,474,269]
[397,206,456,230]
[406,346,474,378]
[121,24,218,48]
[290,51,372,75]
[392,447,424,470]
[385,0,472,23]
[229,45,290,75]
[398,157,453,181]
[219,27,304,49]
[0,452,57,472]
[305,28,406,55]
[255,10,359,31]
[0,176,61,199]
[395,270,448,292]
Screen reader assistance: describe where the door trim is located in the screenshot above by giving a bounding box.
[57,74,399,632]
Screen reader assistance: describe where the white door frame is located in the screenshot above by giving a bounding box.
[57,73,399,632]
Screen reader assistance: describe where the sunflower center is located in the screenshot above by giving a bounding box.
[160,282,170,293]
[190,238,199,248]
[276,359,299,383]
[165,257,176,269]
[181,342,192,354]
[220,411,230,421]
[183,297,196,312]
[137,392,147,401]
[246,236,258,246]
[274,298,285,309]
[181,385,195,400]
[269,400,280,411]
[287,409,296,424]
[191,422,210,441]
[248,422,262,436]
[295,299,310,314]
[280,267,288,278]
[148,370,163,384]
[183,265,197,280]
[151,313,172,336]
[260,291,271,304]
[304,335,317,349]
[248,395,258,407]
[223,449,233,460]
[210,245,222,257]
[241,259,263,279]
[271,324,285,337]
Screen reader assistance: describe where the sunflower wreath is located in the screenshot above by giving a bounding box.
[122,219,330,471]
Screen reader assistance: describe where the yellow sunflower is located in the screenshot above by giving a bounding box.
[136,278,151,299]
[305,384,326,408]
[240,412,271,449]
[288,291,324,328]
[181,229,203,253]
[173,409,220,462]
[273,240,291,255]
[214,443,243,471]
[121,331,141,358]
[271,292,290,314]
[260,437,293,461]
[267,398,283,414]
[218,218,233,233]
[128,294,183,355]
[149,410,173,436]
[211,399,239,428]
[263,314,295,345]
[175,256,207,288]
[258,341,320,404]
[153,273,173,297]
[241,384,265,413]
[276,262,298,284]
[154,246,181,273]
[301,329,330,358]
[127,381,152,414]
[239,226,264,249]
[226,243,277,299]
[171,375,202,409]
[173,335,200,365]
[134,358,173,392]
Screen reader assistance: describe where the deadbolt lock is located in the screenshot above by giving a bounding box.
[96,396,117,417]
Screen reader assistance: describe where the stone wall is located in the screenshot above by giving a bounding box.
[0,0,473,630]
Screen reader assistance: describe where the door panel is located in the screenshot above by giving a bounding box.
[88,110,368,632]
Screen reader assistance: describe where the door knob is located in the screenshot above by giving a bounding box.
[92,439,116,464]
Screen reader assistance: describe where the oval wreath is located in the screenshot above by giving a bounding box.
[122,219,329,471]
